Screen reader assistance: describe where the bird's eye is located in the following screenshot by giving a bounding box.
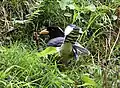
[52,29,54,31]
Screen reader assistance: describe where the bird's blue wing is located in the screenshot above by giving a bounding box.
[72,47,79,60]
[73,42,90,56]
[47,37,64,47]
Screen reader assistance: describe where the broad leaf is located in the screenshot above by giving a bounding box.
[81,74,96,87]
[85,4,96,12]
[64,13,72,17]
[58,0,74,10]
[36,47,57,57]
[67,4,75,9]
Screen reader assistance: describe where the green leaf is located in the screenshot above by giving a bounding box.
[36,47,57,57]
[77,83,95,87]
[72,11,78,23]
[112,15,117,20]
[12,20,28,24]
[81,74,96,87]
[67,4,75,9]
[64,13,72,17]
[67,78,74,83]
[97,5,109,10]
[85,4,96,12]
[4,65,24,73]
[58,0,74,10]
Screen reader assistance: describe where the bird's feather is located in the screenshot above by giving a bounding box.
[47,37,64,47]
[73,42,90,56]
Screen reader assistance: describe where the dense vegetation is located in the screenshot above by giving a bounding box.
[0,0,120,88]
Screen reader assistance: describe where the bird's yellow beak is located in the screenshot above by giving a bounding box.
[39,29,49,34]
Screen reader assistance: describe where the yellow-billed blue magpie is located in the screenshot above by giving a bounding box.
[40,24,90,65]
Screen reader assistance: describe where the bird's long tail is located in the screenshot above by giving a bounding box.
[64,29,80,44]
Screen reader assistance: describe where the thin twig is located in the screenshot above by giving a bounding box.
[108,28,120,60]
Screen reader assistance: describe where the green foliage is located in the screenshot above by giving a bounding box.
[0,43,103,88]
[36,46,57,57]
[58,0,75,10]
[0,43,74,87]
[81,74,96,87]
[0,0,120,88]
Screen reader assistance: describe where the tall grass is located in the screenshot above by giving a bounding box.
[0,43,77,87]
[0,43,102,88]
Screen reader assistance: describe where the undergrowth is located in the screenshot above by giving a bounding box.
[0,43,102,88]
[0,0,120,88]
[0,43,73,87]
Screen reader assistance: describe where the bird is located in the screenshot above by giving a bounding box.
[40,24,90,65]
[40,26,64,40]
[59,24,90,65]
[40,26,64,47]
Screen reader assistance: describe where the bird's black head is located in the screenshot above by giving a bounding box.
[40,26,64,39]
